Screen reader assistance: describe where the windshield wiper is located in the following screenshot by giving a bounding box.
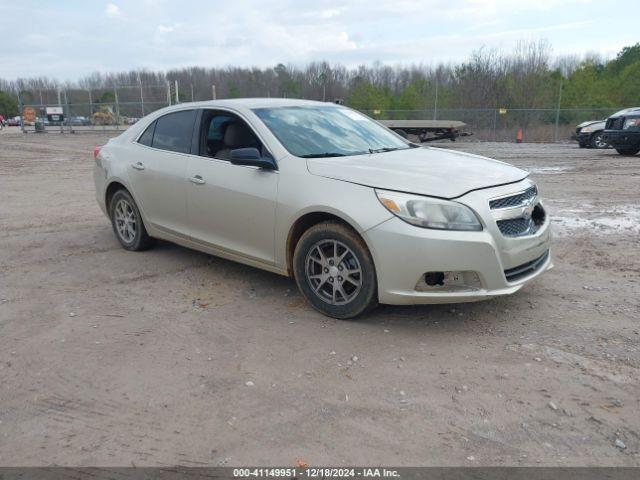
[368,147,403,154]
[300,152,347,158]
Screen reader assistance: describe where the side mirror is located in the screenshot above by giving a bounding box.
[229,148,277,170]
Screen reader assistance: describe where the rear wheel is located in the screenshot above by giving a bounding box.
[109,189,154,251]
[615,148,640,156]
[293,222,378,319]
[590,132,607,149]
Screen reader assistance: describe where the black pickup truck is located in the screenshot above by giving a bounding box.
[602,107,640,156]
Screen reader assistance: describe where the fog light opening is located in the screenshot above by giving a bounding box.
[424,272,445,286]
[532,203,545,227]
[415,271,483,292]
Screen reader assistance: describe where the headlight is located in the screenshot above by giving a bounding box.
[581,125,597,133]
[376,189,483,231]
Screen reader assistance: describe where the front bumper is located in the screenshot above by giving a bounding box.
[576,132,591,145]
[365,180,552,305]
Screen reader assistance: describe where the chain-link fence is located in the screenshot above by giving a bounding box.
[17,84,171,133]
[13,83,623,143]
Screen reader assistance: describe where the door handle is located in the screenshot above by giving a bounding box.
[189,175,206,185]
[131,162,145,170]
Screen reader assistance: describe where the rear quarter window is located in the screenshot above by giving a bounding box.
[137,121,155,146]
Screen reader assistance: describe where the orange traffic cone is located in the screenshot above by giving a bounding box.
[516,128,523,143]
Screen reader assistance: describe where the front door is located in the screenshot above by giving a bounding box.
[186,109,278,264]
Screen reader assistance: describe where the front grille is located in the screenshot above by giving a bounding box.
[497,217,535,236]
[490,185,537,210]
[504,250,549,282]
[496,203,546,237]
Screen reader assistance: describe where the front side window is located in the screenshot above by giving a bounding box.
[199,110,263,160]
[252,106,410,158]
[151,110,196,154]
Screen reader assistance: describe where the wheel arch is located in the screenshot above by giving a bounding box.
[104,178,142,215]
[105,180,129,211]
[285,209,371,277]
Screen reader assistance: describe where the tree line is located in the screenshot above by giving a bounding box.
[1,40,638,119]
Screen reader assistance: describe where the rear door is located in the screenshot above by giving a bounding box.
[129,109,196,237]
[186,109,279,264]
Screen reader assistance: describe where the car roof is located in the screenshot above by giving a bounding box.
[175,98,337,110]
[609,107,640,118]
[122,98,347,142]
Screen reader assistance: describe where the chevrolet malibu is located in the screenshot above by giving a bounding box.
[93,99,552,319]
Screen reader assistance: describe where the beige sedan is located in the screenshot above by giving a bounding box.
[93,99,552,318]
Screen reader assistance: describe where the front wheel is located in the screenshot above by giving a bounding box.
[590,132,608,149]
[293,222,378,319]
[616,148,640,156]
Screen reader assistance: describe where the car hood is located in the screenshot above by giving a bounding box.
[306,147,528,199]
[577,120,604,129]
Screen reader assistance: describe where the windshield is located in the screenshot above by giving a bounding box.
[252,106,411,158]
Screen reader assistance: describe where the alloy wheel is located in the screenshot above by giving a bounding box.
[593,134,607,149]
[114,198,137,243]
[305,239,362,305]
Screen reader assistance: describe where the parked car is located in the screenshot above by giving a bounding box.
[69,116,91,126]
[93,99,552,319]
[7,116,21,127]
[602,107,640,156]
[572,120,608,149]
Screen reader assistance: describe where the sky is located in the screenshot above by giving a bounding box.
[0,0,637,81]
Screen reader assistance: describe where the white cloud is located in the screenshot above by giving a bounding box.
[156,23,180,35]
[0,0,630,80]
[320,8,341,19]
[105,3,121,18]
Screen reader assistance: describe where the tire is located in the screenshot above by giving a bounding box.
[590,131,608,149]
[615,148,640,156]
[293,221,378,319]
[109,189,154,251]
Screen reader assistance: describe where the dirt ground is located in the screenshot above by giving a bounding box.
[0,130,638,467]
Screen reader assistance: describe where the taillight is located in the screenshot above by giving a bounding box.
[93,146,102,160]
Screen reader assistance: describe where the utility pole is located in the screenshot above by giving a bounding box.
[18,93,24,134]
[190,83,194,102]
[433,75,439,121]
[319,72,327,102]
[138,74,145,117]
[114,88,120,131]
[212,84,217,100]
[174,80,179,104]
[64,89,71,133]
[57,89,63,133]
[554,79,563,143]
[88,89,93,122]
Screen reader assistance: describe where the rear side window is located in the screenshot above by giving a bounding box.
[137,121,155,146]
[152,110,196,154]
